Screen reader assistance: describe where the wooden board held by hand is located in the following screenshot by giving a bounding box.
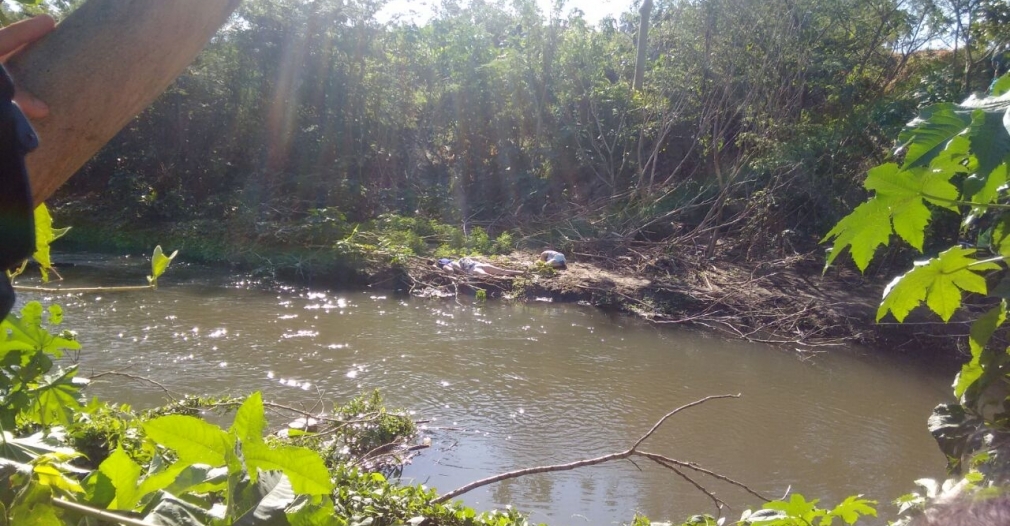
[5,0,242,206]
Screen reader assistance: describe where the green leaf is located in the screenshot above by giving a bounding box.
[878,247,1002,322]
[286,496,338,526]
[148,245,178,287]
[135,463,224,510]
[762,494,824,524]
[168,465,228,496]
[27,367,82,428]
[970,300,1006,357]
[824,495,876,525]
[142,491,223,525]
[823,163,959,270]
[865,164,959,212]
[136,462,211,504]
[81,471,116,508]
[46,305,63,326]
[965,109,1010,198]
[230,392,266,446]
[143,415,232,466]
[9,483,61,526]
[822,198,892,272]
[864,164,958,249]
[992,213,1010,258]
[953,301,1008,397]
[31,205,67,283]
[992,73,1010,97]
[243,441,332,496]
[0,301,79,359]
[898,103,973,168]
[232,471,295,526]
[99,448,142,510]
[953,363,983,401]
[0,430,76,464]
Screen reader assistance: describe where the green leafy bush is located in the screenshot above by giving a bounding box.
[0,302,82,430]
[823,73,1010,486]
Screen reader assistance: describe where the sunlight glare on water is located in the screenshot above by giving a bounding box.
[21,254,953,525]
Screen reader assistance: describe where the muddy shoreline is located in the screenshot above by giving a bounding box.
[53,222,968,359]
[379,249,917,353]
[383,248,968,359]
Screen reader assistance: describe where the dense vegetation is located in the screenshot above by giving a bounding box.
[46,0,1009,268]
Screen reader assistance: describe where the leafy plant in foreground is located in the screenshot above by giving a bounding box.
[82,391,335,524]
[630,494,876,526]
[823,74,1010,486]
[0,301,81,430]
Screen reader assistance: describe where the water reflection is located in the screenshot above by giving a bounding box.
[17,254,954,524]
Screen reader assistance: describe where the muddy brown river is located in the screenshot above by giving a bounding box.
[18,253,953,525]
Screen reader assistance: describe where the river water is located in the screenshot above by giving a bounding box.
[18,254,954,525]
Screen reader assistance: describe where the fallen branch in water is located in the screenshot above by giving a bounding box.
[15,284,155,293]
[87,370,178,401]
[432,393,770,515]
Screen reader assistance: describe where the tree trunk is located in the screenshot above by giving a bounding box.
[632,0,653,91]
[5,0,242,206]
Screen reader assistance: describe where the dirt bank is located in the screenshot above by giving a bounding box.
[392,247,958,353]
[54,217,964,355]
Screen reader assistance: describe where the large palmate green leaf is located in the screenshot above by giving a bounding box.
[143,415,232,467]
[26,367,81,428]
[864,163,958,248]
[822,198,892,271]
[877,247,1002,322]
[825,496,877,525]
[898,103,972,168]
[823,163,959,271]
[0,301,80,358]
[759,494,824,524]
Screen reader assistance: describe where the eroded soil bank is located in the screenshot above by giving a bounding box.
[390,247,959,355]
[55,221,961,356]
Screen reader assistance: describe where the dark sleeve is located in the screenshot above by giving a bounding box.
[0,64,37,271]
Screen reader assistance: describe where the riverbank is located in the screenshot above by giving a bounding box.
[400,248,931,352]
[51,215,962,356]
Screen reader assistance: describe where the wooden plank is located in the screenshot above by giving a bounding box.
[5,0,242,205]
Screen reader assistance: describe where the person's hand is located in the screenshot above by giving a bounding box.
[0,15,55,119]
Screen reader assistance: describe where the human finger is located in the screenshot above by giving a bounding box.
[0,15,55,57]
[14,89,47,119]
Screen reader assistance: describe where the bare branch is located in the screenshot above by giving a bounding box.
[434,451,630,503]
[638,452,772,502]
[631,393,740,451]
[87,371,178,401]
[650,456,729,516]
[434,394,746,505]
